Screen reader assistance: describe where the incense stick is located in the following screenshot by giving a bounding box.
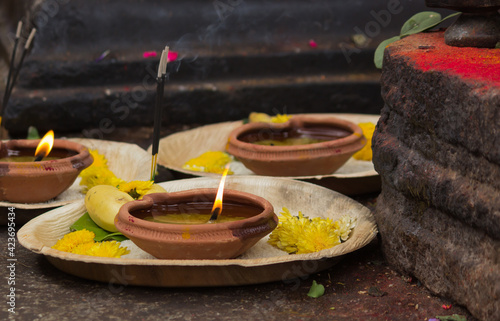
[4,28,37,106]
[2,27,37,127]
[2,21,23,114]
[150,46,169,181]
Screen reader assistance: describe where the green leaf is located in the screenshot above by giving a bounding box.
[374,11,461,69]
[307,280,325,298]
[70,212,128,242]
[436,314,467,321]
[400,12,460,37]
[374,36,401,69]
[95,232,128,242]
[400,11,442,36]
[27,126,40,139]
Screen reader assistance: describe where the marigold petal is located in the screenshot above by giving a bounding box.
[268,207,355,254]
[52,229,96,252]
[182,151,234,174]
[353,122,376,161]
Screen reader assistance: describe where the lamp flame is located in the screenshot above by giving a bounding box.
[34,130,54,160]
[209,165,230,221]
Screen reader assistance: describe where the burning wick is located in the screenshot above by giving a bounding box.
[208,165,230,223]
[34,130,54,162]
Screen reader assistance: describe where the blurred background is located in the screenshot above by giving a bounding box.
[0,0,452,139]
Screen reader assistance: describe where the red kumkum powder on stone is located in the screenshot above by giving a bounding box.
[388,32,500,88]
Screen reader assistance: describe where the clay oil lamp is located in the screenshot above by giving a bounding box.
[116,168,278,259]
[0,130,93,203]
[226,115,367,176]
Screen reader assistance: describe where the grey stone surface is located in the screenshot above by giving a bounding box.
[375,185,500,320]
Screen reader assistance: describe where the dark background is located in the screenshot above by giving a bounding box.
[0,0,453,138]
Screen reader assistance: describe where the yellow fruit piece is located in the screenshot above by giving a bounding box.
[248,112,272,123]
[139,184,167,199]
[85,185,134,232]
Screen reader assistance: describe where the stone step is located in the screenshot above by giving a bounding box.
[379,106,500,186]
[17,49,378,89]
[373,126,500,240]
[5,71,382,136]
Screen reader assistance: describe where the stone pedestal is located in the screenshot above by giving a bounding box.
[373,31,499,320]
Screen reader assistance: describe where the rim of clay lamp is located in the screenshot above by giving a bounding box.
[0,139,92,169]
[0,139,93,203]
[118,188,275,230]
[226,115,366,176]
[116,188,278,259]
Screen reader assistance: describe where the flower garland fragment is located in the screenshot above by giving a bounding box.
[52,229,130,258]
[353,122,376,161]
[268,207,356,254]
[182,151,234,175]
[79,149,158,198]
[248,112,292,123]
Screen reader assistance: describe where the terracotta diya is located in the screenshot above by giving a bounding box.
[0,131,93,203]
[116,187,278,260]
[226,115,366,176]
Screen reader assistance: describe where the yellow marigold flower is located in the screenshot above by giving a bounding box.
[52,230,130,258]
[79,149,125,192]
[268,207,355,254]
[88,149,108,168]
[79,149,110,185]
[71,242,96,255]
[84,241,130,258]
[270,114,292,123]
[51,229,95,252]
[334,216,357,241]
[268,208,311,254]
[353,122,376,161]
[118,180,154,199]
[182,151,234,174]
[79,166,125,192]
[78,149,162,200]
[296,219,341,254]
[248,112,292,123]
